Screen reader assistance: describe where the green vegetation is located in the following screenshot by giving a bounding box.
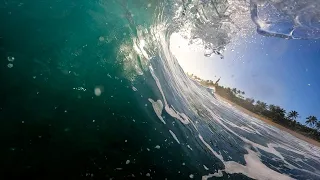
[188,74,320,142]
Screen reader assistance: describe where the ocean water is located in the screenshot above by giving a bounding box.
[1,0,320,179]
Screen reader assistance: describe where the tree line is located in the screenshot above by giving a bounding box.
[189,74,320,142]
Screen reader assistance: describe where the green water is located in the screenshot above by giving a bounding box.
[0,0,175,178]
[1,1,218,179]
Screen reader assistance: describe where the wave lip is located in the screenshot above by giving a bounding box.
[250,0,320,39]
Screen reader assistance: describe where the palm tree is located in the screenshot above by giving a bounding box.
[245,98,255,104]
[268,104,276,111]
[287,110,299,121]
[268,105,286,122]
[261,102,268,110]
[255,101,268,114]
[316,121,320,131]
[275,107,286,118]
[232,88,237,94]
[305,116,318,127]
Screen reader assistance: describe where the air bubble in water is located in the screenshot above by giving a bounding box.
[7,56,15,62]
[7,63,13,68]
[99,36,105,42]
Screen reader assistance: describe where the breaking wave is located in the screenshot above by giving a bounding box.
[2,0,320,179]
[115,0,320,179]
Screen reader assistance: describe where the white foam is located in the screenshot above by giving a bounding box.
[211,102,320,176]
[149,66,190,125]
[202,170,223,180]
[169,130,180,144]
[165,105,190,124]
[148,98,165,124]
[73,87,87,91]
[199,133,294,180]
[206,107,286,161]
[187,145,193,151]
[224,148,293,180]
[179,112,191,124]
[201,104,320,179]
[132,86,138,91]
[221,118,259,134]
[199,134,224,161]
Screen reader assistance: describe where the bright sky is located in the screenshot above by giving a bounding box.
[170,33,320,124]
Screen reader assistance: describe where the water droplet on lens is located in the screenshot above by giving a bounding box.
[94,87,102,96]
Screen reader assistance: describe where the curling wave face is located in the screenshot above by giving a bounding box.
[123,0,320,179]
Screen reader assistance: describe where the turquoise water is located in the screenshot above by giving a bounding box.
[1,0,320,179]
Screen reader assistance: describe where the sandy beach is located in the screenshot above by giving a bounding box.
[215,95,320,147]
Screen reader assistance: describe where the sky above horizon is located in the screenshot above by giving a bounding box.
[170,33,320,124]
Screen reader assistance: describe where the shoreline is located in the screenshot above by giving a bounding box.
[215,94,320,147]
